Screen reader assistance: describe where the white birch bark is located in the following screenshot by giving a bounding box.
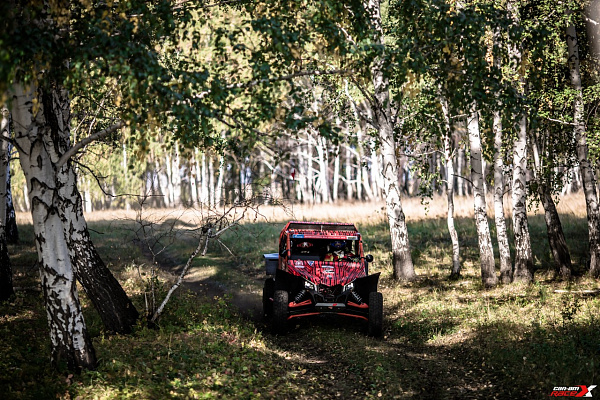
[333,146,340,202]
[457,147,465,196]
[468,106,497,287]
[367,0,415,280]
[356,127,375,201]
[316,135,330,203]
[165,153,174,206]
[0,106,13,300]
[370,139,382,199]
[215,155,224,206]
[189,154,198,205]
[201,151,208,204]
[307,135,316,203]
[567,18,600,277]
[511,113,534,283]
[172,145,182,206]
[11,83,96,370]
[345,145,354,200]
[509,0,534,282]
[440,96,461,277]
[208,153,215,206]
[493,110,512,283]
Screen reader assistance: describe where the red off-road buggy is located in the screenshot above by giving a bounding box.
[262,221,383,336]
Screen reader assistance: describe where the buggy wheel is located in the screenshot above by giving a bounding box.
[262,278,275,319]
[368,292,383,337]
[272,290,289,334]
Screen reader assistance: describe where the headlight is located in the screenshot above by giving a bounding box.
[343,282,354,292]
[304,280,316,290]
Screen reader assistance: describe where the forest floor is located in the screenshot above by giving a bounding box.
[2,194,599,399]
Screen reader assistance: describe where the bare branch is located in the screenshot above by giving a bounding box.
[57,121,125,167]
[544,116,576,126]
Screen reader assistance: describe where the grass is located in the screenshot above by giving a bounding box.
[2,194,599,399]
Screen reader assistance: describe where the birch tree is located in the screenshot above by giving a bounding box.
[0,106,13,301]
[468,106,498,287]
[363,0,416,280]
[11,82,98,370]
[567,11,600,277]
[440,97,461,278]
[508,0,534,283]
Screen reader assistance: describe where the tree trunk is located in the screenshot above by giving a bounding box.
[316,135,330,203]
[531,131,573,279]
[201,151,209,204]
[0,106,14,301]
[189,153,198,205]
[370,139,382,199]
[208,153,215,207]
[368,0,415,280]
[467,105,497,288]
[493,109,512,283]
[457,146,465,196]
[567,18,600,277]
[541,185,573,278]
[345,145,354,200]
[2,107,18,244]
[60,164,140,333]
[45,85,140,334]
[215,155,224,206]
[11,82,97,371]
[511,114,534,282]
[440,96,461,278]
[508,0,534,283]
[333,145,340,202]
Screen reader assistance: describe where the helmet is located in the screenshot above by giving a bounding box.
[330,240,345,250]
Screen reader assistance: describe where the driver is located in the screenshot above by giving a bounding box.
[324,240,356,261]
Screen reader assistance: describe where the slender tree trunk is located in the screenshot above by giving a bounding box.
[316,135,330,203]
[165,152,174,206]
[333,146,340,202]
[508,0,534,283]
[541,185,573,278]
[189,154,198,205]
[531,133,573,279]
[493,109,512,283]
[457,147,465,196]
[11,82,97,370]
[215,155,224,206]
[345,145,354,200]
[567,18,600,277]
[307,136,316,203]
[201,151,208,204]
[370,139,382,200]
[440,97,461,278]
[42,86,140,334]
[467,106,497,288]
[0,106,14,301]
[368,0,415,280]
[511,114,534,282]
[356,128,375,201]
[208,153,215,207]
[5,157,18,244]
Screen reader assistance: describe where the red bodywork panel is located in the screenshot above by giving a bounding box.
[278,221,367,286]
[287,260,366,287]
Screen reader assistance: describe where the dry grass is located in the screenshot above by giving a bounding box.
[16,192,583,227]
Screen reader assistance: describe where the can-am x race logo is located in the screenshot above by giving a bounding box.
[549,386,597,397]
